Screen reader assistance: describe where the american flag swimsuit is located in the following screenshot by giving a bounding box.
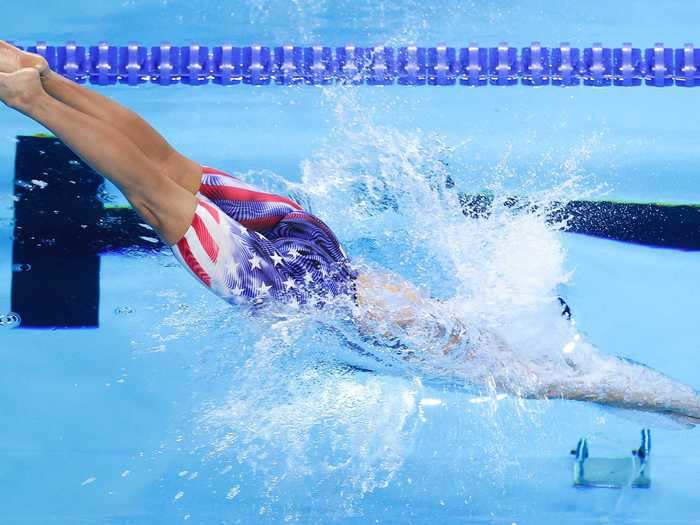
[171,166,356,306]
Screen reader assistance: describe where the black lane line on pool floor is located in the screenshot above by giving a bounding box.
[9,136,700,329]
[11,136,160,329]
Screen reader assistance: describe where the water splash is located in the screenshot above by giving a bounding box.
[185,86,608,515]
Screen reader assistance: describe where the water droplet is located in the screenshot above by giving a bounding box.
[12,263,31,272]
[225,485,240,500]
[114,306,133,315]
[174,491,184,501]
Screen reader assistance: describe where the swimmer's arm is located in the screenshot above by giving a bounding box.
[353,270,470,355]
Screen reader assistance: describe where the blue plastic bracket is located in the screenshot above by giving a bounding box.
[58,41,87,83]
[212,45,241,85]
[428,44,456,85]
[243,45,271,85]
[645,43,673,87]
[151,42,180,85]
[119,43,148,85]
[552,43,580,86]
[274,45,303,85]
[367,45,394,85]
[89,42,117,85]
[304,46,334,85]
[460,44,488,86]
[522,42,550,86]
[676,43,700,87]
[613,43,642,86]
[398,45,426,85]
[489,42,518,85]
[336,45,364,84]
[583,43,612,86]
[181,44,209,85]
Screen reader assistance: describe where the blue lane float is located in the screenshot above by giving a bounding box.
[9,41,700,87]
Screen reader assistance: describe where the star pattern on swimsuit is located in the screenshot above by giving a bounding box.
[231,284,244,296]
[249,254,263,270]
[283,277,296,291]
[287,247,300,260]
[270,252,284,266]
[226,261,240,275]
[303,271,313,285]
[257,281,272,296]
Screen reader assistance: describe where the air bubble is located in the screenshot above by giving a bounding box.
[115,306,133,315]
[12,263,31,272]
[0,312,21,328]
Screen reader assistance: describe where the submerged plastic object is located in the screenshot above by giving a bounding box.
[150,42,180,85]
[118,43,149,85]
[242,44,271,84]
[428,44,457,85]
[551,43,581,86]
[212,45,242,85]
[367,45,395,85]
[613,43,643,86]
[89,42,118,85]
[676,43,700,87]
[645,43,674,87]
[274,45,303,85]
[398,45,427,85]
[489,42,518,85]
[571,430,651,488]
[459,44,488,86]
[9,41,700,86]
[521,42,550,85]
[304,45,334,84]
[57,41,87,83]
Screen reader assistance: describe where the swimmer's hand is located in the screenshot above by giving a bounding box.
[0,68,44,111]
[0,41,49,76]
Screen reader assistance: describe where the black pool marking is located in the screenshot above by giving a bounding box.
[11,136,161,329]
[9,136,700,329]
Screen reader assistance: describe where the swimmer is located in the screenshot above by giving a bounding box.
[1,41,699,426]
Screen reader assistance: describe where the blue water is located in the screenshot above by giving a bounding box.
[2,2,700,524]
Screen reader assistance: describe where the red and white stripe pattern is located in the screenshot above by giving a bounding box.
[200,166,302,231]
[171,195,224,289]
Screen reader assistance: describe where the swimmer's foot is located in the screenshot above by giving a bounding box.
[0,40,48,75]
[0,68,45,111]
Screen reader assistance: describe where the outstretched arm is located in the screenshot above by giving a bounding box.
[354,269,700,424]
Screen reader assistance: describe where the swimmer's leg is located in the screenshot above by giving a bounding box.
[0,68,196,244]
[0,40,202,194]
